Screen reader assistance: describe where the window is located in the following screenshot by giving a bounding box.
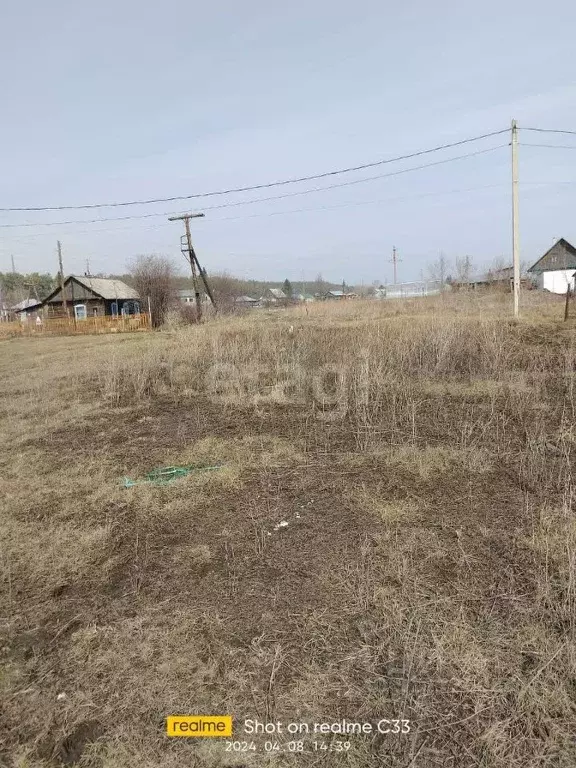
[93,307,98,316]
[111,302,119,317]
[122,301,140,316]
[74,304,87,320]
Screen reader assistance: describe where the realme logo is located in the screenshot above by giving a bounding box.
[166,716,232,738]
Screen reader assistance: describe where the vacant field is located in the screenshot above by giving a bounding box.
[1,293,576,767]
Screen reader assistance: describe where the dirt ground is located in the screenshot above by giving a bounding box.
[1,295,575,767]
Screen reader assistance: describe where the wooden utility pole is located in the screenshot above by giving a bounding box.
[57,241,69,317]
[185,216,201,321]
[512,119,520,318]
[168,212,216,321]
[24,280,40,301]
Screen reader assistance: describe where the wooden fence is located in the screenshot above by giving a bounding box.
[0,313,151,339]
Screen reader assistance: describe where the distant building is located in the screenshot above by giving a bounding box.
[0,303,9,322]
[178,288,210,306]
[375,281,443,299]
[261,288,287,303]
[528,238,576,294]
[324,290,357,300]
[178,288,195,304]
[293,293,315,302]
[11,298,43,321]
[452,267,519,291]
[488,266,514,282]
[234,295,260,308]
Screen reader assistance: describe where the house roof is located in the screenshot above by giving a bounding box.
[264,288,286,299]
[41,275,140,305]
[528,238,576,273]
[235,295,259,303]
[12,298,43,312]
[71,275,139,300]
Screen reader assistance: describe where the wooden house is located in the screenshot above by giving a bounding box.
[39,276,140,319]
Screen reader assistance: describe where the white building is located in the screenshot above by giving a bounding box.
[528,238,576,294]
[374,280,443,299]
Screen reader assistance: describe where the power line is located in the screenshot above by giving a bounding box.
[0,181,509,243]
[9,175,575,245]
[521,127,576,137]
[0,144,507,230]
[519,143,576,149]
[0,128,509,212]
[211,182,507,224]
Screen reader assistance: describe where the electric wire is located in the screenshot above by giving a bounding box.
[0,128,510,212]
[0,144,507,230]
[520,143,576,149]
[521,127,576,137]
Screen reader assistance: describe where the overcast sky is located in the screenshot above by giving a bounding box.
[1,1,576,284]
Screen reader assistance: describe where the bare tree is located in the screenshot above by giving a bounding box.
[427,253,450,291]
[208,272,245,313]
[485,255,508,284]
[455,255,474,284]
[128,255,178,327]
[314,272,328,296]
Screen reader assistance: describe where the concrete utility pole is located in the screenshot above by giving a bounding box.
[57,241,69,317]
[168,212,216,321]
[512,119,520,317]
[11,255,15,273]
[390,246,402,284]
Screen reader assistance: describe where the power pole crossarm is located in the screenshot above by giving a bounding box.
[512,119,520,317]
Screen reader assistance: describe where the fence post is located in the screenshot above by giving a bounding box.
[147,296,152,328]
[565,287,571,322]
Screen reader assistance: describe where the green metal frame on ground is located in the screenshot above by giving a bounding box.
[122,464,223,488]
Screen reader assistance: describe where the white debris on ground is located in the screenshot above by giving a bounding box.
[267,500,315,535]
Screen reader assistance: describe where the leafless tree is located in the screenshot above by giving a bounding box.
[314,272,328,296]
[208,272,245,313]
[485,255,508,284]
[427,253,451,290]
[455,255,474,284]
[128,254,178,327]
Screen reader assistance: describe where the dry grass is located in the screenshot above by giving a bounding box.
[1,292,576,767]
